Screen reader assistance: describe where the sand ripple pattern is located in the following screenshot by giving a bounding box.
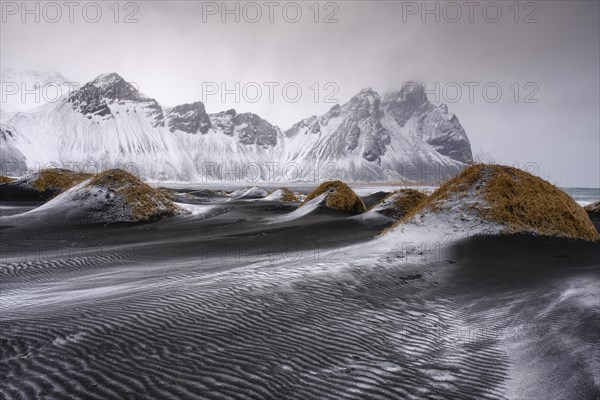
[0,247,523,400]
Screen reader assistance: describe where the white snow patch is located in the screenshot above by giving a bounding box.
[263,189,286,201]
[228,186,268,200]
[175,203,216,216]
[268,193,327,223]
[262,189,298,201]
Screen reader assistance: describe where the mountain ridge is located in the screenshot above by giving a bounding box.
[1,72,472,182]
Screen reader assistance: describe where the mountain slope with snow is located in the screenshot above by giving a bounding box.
[284,85,472,181]
[0,124,27,175]
[1,68,74,112]
[1,72,473,182]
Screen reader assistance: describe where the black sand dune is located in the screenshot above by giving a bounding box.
[361,191,391,209]
[0,183,50,201]
[1,189,599,399]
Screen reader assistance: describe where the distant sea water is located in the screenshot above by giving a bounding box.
[561,187,600,206]
[156,182,599,206]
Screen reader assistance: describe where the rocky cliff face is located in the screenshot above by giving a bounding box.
[282,84,472,181]
[210,109,280,148]
[167,102,212,134]
[0,124,27,176]
[67,73,165,127]
[383,84,472,163]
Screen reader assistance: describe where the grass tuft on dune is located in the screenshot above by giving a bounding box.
[302,180,366,213]
[0,176,16,184]
[87,169,178,221]
[372,189,427,219]
[279,187,299,202]
[31,169,92,194]
[391,164,599,242]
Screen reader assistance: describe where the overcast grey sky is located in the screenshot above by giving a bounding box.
[1,0,598,187]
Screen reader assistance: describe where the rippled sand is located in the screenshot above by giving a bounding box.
[1,194,599,399]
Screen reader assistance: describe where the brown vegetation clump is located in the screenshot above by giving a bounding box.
[302,180,366,213]
[584,201,600,217]
[392,164,599,242]
[280,187,299,202]
[31,169,92,193]
[0,176,16,184]
[383,189,427,212]
[87,169,178,221]
[373,189,427,220]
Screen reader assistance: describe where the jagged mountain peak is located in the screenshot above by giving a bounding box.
[281,81,472,176]
[83,72,144,101]
[90,72,127,87]
[383,82,429,108]
[209,109,281,147]
[346,88,381,114]
[382,83,432,129]
[66,72,164,126]
[169,100,207,113]
[167,101,211,134]
[292,89,382,134]
[353,87,379,100]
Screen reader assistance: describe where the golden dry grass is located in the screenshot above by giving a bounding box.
[31,169,92,193]
[87,169,178,221]
[0,176,16,184]
[301,180,366,213]
[280,187,299,202]
[389,164,599,242]
[584,201,600,217]
[378,189,427,213]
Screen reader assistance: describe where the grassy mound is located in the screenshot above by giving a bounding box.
[31,169,92,194]
[0,176,16,184]
[584,201,600,217]
[87,169,178,221]
[279,187,299,202]
[373,189,427,219]
[395,164,599,242]
[302,180,366,213]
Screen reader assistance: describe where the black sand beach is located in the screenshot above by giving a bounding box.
[1,188,598,399]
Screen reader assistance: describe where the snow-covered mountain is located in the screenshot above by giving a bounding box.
[383,84,472,164]
[1,68,74,112]
[283,85,472,181]
[0,72,472,182]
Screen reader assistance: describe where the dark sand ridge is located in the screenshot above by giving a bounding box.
[361,191,391,209]
[0,187,388,267]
